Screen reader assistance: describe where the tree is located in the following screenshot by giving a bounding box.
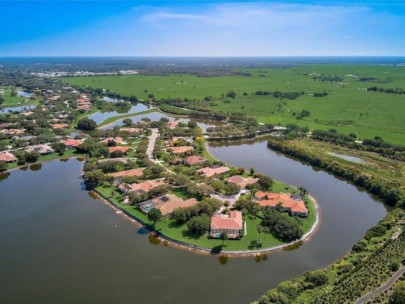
[258,175,273,191]
[0,161,7,172]
[26,152,39,163]
[148,208,162,225]
[0,96,4,105]
[77,117,97,131]
[226,91,237,98]
[51,142,66,156]
[187,215,210,235]
[83,169,106,189]
[188,120,197,129]
[390,281,405,304]
[250,167,255,176]
[123,118,132,126]
[220,230,228,245]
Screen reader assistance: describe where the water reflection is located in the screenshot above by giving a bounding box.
[30,163,42,171]
[282,241,304,252]
[0,172,11,182]
[148,233,161,245]
[218,255,229,265]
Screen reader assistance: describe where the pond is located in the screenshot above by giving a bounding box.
[0,104,36,113]
[88,103,152,124]
[0,138,387,303]
[16,90,34,98]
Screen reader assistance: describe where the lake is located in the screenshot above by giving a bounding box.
[0,104,36,113]
[0,137,387,304]
[88,103,152,124]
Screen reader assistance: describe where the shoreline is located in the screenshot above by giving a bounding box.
[87,138,321,258]
[91,188,320,257]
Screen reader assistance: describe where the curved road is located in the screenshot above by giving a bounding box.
[354,266,405,304]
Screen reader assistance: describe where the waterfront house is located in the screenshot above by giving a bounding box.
[197,166,230,178]
[0,151,17,163]
[254,192,309,217]
[225,175,259,189]
[139,194,198,216]
[25,144,54,155]
[210,211,243,239]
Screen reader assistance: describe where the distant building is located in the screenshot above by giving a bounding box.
[107,146,131,154]
[25,144,54,155]
[61,139,83,148]
[184,155,207,166]
[168,146,194,155]
[110,168,145,183]
[118,178,165,194]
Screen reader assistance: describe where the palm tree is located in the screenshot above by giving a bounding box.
[220,230,228,246]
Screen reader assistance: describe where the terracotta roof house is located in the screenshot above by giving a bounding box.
[51,123,69,129]
[62,139,83,148]
[25,144,54,155]
[254,192,309,217]
[100,137,125,145]
[118,178,165,194]
[184,155,207,166]
[210,211,243,239]
[0,151,17,163]
[48,95,60,102]
[139,194,198,215]
[169,146,194,155]
[110,168,145,183]
[225,175,259,189]
[197,166,230,178]
[108,146,131,154]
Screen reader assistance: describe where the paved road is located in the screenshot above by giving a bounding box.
[146,128,159,162]
[354,266,405,304]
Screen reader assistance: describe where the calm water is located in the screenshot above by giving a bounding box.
[0,138,387,304]
[88,103,151,124]
[16,90,34,98]
[0,104,36,113]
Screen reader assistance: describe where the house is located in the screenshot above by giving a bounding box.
[98,158,136,164]
[48,95,60,102]
[197,166,230,178]
[110,168,145,183]
[108,146,131,154]
[139,194,198,216]
[254,192,309,217]
[169,146,194,155]
[100,137,126,145]
[61,139,83,148]
[0,151,17,163]
[25,144,54,155]
[225,175,259,189]
[184,155,207,166]
[0,129,26,135]
[51,123,69,129]
[118,178,165,194]
[210,211,243,239]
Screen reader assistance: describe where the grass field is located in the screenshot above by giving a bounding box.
[0,88,37,107]
[64,65,405,144]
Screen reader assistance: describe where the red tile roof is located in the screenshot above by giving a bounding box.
[108,146,130,153]
[0,151,17,162]
[62,139,82,147]
[255,192,308,215]
[184,155,207,166]
[111,168,144,178]
[210,211,243,230]
[119,178,165,193]
[197,166,230,178]
[169,146,194,154]
[225,175,259,188]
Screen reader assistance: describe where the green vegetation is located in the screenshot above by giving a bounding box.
[65,65,405,144]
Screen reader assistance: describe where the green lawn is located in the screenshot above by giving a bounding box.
[96,184,317,252]
[64,65,405,144]
[0,88,38,107]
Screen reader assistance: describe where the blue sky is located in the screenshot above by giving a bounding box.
[1,1,404,56]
